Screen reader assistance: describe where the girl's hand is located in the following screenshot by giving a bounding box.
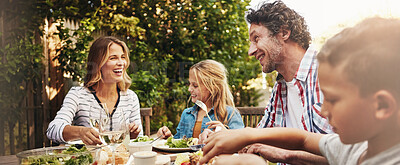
[157,126,172,139]
[206,121,227,131]
[79,127,102,145]
[128,123,142,139]
[199,129,214,144]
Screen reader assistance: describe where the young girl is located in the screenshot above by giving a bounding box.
[157,60,244,139]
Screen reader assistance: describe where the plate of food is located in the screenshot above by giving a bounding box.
[153,137,198,152]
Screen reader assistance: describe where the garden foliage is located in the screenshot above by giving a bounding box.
[2,0,265,135]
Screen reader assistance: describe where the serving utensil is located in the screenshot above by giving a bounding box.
[149,135,163,144]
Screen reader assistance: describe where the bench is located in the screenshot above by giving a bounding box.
[237,107,265,128]
[140,108,152,136]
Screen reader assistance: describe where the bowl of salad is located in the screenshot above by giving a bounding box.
[16,144,94,165]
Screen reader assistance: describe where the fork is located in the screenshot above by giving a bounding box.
[195,100,222,132]
[195,100,213,121]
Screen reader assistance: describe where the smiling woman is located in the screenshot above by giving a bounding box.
[46,36,144,145]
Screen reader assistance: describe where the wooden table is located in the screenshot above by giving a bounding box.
[0,155,18,165]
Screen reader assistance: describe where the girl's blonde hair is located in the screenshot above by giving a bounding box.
[84,36,131,91]
[190,60,236,125]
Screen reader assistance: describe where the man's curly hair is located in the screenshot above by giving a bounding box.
[246,1,311,49]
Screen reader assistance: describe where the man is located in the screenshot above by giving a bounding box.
[201,1,332,164]
[200,17,400,165]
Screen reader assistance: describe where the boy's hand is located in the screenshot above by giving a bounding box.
[200,128,254,164]
[157,126,172,139]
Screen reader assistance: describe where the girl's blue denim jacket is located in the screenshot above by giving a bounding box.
[174,104,244,139]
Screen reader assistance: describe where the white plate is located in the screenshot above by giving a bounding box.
[152,140,193,152]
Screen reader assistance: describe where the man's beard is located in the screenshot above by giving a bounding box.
[261,38,282,73]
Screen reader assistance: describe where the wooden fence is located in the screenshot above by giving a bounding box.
[0,15,70,155]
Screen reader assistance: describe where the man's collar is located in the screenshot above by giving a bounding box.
[283,46,317,82]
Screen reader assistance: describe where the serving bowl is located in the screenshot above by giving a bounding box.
[16,145,94,165]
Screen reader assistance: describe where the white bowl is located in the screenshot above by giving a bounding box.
[128,142,153,155]
[133,151,157,165]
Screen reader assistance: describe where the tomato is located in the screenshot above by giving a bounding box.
[181,162,191,165]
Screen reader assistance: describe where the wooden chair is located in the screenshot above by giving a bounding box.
[237,107,265,128]
[140,108,152,136]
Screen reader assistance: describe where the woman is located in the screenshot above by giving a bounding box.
[47,36,142,145]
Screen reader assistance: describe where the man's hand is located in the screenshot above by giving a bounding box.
[79,127,102,145]
[129,122,142,139]
[245,144,328,165]
[157,126,172,139]
[213,154,267,165]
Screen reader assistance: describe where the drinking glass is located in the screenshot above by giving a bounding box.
[89,104,108,133]
[99,104,128,165]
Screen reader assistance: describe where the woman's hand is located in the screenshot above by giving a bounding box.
[128,123,142,139]
[206,121,227,132]
[157,126,172,139]
[79,127,102,145]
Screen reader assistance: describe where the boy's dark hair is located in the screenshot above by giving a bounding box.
[246,1,311,50]
[318,17,400,98]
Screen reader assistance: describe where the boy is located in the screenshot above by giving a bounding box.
[199,17,400,165]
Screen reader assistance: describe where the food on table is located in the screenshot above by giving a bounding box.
[20,144,93,165]
[131,135,154,142]
[174,153,190,165]
[94,144,130,165]
[165,136,198,148]
[175,150,215,165]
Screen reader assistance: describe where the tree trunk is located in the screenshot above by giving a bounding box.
[8,121,15,155]
[27,80,35,149]
[18,120,23,151]
[0,120,4,156]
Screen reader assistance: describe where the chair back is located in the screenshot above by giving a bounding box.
[236,107,265,128]
[140,108,152,136]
